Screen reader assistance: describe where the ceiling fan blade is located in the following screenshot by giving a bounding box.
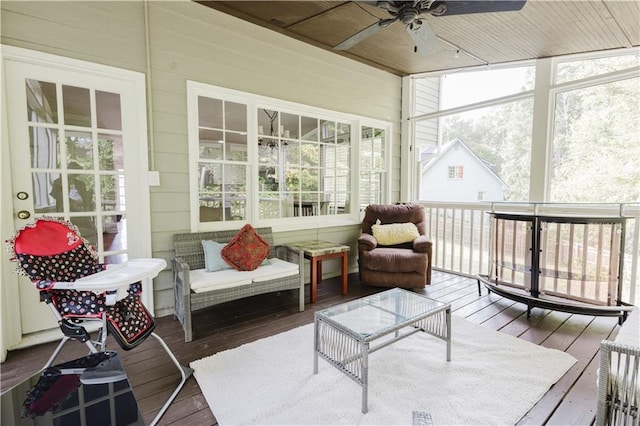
[429,1,527,16]
[335,18,397,50]
[406,21,442,56]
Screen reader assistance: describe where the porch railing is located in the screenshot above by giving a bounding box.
[420,202,640,306]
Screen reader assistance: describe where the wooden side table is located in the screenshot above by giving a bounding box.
[287,240,350,303]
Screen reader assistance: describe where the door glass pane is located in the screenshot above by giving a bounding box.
[66,131,94,169]
[32,172,58,214]
[67,173,95,213]
[29,127,59,168]
[70,216,98,247]
[62,85,91,127]
[104,213,127,262]
[96,90,122,130]
[26,79,58,123]
[98,134,124,170]
[101,175,122,211]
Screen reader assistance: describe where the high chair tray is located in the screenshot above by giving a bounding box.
[51,258,166,291]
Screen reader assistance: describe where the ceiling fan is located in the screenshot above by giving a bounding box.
[335,1,527,55]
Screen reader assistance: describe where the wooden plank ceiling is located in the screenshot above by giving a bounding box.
[195,1,640,76]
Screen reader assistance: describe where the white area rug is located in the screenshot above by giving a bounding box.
[191,316,576,425]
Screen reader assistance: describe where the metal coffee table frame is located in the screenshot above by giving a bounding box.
[313,288,451,413]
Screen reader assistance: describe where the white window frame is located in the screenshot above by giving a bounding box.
[359,123,392,214]
[187,81,392,231]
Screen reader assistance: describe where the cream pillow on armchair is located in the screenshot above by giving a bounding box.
[372,222,420,245]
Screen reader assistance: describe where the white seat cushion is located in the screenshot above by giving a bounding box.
[190,268,253,293]
[251,258,299,282]
[189,258,299,293]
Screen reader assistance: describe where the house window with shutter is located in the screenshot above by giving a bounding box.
[448,166,463,179]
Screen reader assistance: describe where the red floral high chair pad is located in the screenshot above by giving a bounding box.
[6,217,155,349]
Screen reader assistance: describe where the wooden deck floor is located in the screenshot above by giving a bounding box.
[1,271,623,425]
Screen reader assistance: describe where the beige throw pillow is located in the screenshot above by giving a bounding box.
[372,222,420,245]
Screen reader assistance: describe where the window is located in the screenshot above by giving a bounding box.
[359,126,387,212]
[448,166,464,179]
[197,96,248,223]
[256,108,351,218]
[188,82,391,229]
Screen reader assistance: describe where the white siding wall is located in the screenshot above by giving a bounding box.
[413,77,440,147]
[1,1,403,316]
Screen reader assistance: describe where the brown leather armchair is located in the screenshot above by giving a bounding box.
[358,203,432,288]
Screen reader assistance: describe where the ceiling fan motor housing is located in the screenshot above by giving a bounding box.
[398,7,421,24]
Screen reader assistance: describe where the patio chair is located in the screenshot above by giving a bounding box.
[6,216,193,426]
[358,203,432,288]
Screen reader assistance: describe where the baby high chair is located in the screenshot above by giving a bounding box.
[6,217,193,425]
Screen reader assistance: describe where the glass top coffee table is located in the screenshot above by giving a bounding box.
[313,287,451,413]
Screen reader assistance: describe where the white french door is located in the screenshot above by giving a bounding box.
[2,46,152,347]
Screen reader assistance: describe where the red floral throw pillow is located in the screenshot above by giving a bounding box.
[221,224,270,271]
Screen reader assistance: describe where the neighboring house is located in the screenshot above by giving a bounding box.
[420,138,507,202]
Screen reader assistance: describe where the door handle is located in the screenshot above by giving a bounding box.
[17,210,31,220]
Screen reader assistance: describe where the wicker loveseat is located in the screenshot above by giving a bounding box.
[172,227,305,342]
[596,308,639,425]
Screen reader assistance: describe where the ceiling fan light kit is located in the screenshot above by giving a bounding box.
[335,0,527,56]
